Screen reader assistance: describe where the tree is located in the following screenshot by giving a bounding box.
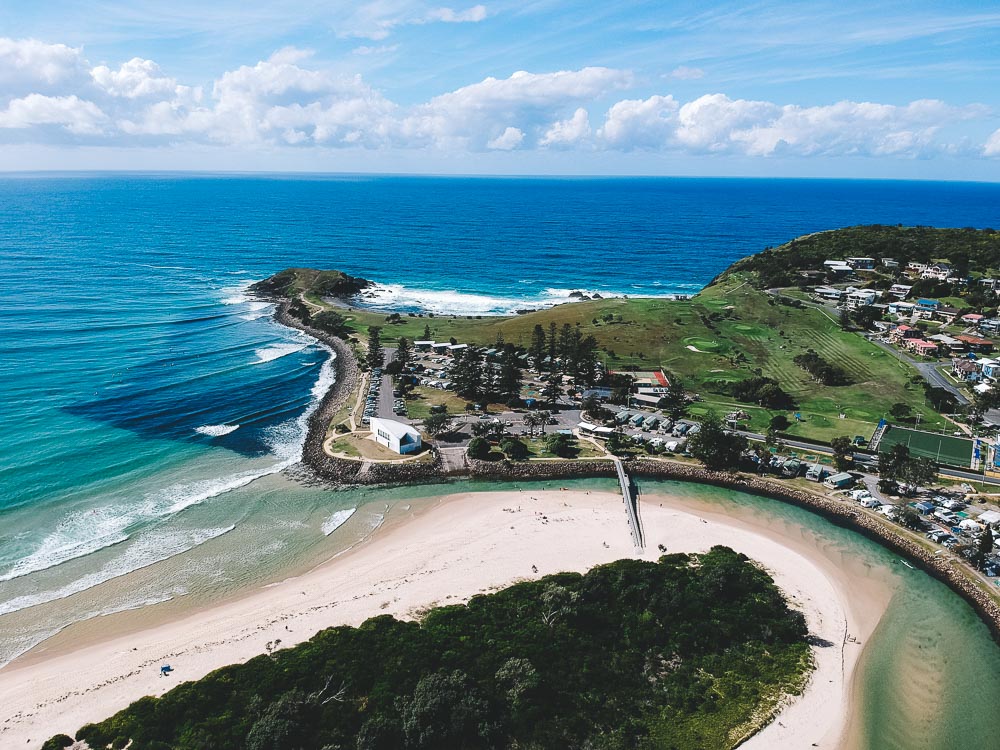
[900,456,937,488]
[399,670,494,750]
[422,323,432,340]
[497,344,523,402]
[451,348,485,401]
[547,321,558,370]
[830,436,854,471]
[395,336,411,366]
[769,414,791,432]
[687,412,747,471]
[467,437,491,460]
[893,502,923,530]
[545,432,575,458]
[974,526,994,571]
[311,310,348,337]
[657,376,688,421]
[925,386,958,413]
[529,324,546,370]
[366,326,384,370]
[423,411,453,437]
[878,443,911,481]
[889,402,911,421]
[500,437,529,460]
[541,372,563,405]
[605,431,630,455]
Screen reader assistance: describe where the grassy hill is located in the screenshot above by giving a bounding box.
[256,225,980,443]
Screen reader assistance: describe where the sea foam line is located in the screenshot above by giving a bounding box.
[195,424,240,437]
[322,508,357,536]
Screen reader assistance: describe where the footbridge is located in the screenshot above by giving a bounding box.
[613,458,644,551]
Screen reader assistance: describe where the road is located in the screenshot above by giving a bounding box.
[867,337,970,405]
[735,429,1000,486]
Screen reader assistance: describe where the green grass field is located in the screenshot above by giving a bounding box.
[878,425,974,467]
[294,271,949,445]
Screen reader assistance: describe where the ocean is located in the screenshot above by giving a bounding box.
[2,174,1000,746]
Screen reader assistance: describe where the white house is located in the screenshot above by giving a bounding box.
[369,417,422,454]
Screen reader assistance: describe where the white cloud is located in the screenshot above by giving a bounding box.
[402,67,630,148]
[428,5,487,23]
[598,95,679,148]
[540,107,590,146]
[487,126,523,149]
[0,94,107,135]
[91,58,184,99]
[0,38,88,91]
[0,40,993,163]
[985,129,1000,157]
[668,66,704,80]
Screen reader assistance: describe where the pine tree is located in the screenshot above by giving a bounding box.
[451,348,485,400]
[366,327,384,369]
[422,324,432,340]
[529,325,546,370]
[497,344,523,402]
[547,322,558,371]
[395,337,411,365]
[975,526,994,571]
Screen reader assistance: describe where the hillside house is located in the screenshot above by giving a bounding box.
[909,340,940,357]
[957,335,995,353]
[881,258,899,269]
[952,359,981,382]
[845,289,878,309]
[846,257,876,270]
[887,284,913,299]
[962,313,984,325]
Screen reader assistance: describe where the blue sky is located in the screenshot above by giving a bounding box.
[1,1,999,178]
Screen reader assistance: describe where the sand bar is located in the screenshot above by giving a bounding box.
[0,489,893,748]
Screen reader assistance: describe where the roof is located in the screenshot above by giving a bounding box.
[962,313,984,320]
[918,298,939,305]
[414,340,434,345]
[826,472,854,483]
[912,340,938,350]
[370,417,420,441]
[978,511,1000,525]
[958,335,994,345]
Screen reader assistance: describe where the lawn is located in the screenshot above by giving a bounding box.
[304,272,950,446]
[522,436,606,459]
[327,433,418,460]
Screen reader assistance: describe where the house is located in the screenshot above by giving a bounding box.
[962,313,984,324]
[887,284,913,299]
[630,413,646,427]
[823,260,854,276]
[929,334,965,352]
[922,263,953,280]
[907,262,928,273]
[846,257,876,270]
[952,359,981,382]
[888,301,915,316]
[825,472,855,489]
[814,286,844,301]
[805,463,828,482]
[369,417,422,454]
[979,359,1000,379]
[781,458,802,477]
[844,289,877,309]
[934,306,961,322]
[957,335,995,353]
[448,343,469,356]
[979,278,1000,292]
[890,324,921,341]
[909,340,940,357]
[881,258,899,269]
[414,340,434,351]
[916,298,940,313]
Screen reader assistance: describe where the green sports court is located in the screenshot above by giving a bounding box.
[876,424,974,468]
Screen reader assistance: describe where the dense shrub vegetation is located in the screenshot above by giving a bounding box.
[793,351,852,386]
[64,550,810,750]
[726,225,1000,289]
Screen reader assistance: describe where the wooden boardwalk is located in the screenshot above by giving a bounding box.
[613,458,644,550]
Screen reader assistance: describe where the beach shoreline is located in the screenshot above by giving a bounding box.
[0,488,892,749]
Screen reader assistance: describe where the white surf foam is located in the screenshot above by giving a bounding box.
[195,424,240,437]
[0,525,234,617]
[254,342,308,364]
[322,508,357,536]
[351,283,681,316]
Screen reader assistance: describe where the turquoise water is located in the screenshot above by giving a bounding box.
[1,175,1000,742]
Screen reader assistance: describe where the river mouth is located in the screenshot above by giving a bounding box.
[3,476,1000,749]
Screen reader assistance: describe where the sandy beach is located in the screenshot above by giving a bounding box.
[0,488,893,749]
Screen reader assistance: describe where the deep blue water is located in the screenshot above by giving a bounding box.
[1,174,1000,652]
